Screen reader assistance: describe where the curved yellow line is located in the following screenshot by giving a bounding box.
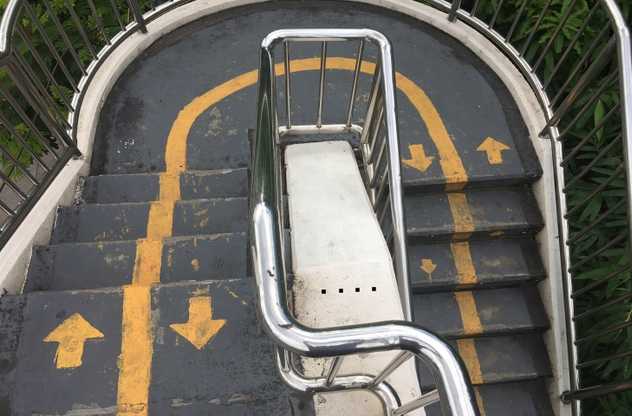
[164,57,467,186]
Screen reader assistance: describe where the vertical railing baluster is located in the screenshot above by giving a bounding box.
[543,1,601,89]
[317,41,327,128]
[470,0,481,17]
[488,0,505,30]
[346,39,364,128]
[42,0,87,76]
[519,0,554,57]
[0,83,61,158]
[127,0,148,33]
[532,0,580,72]
[16,26,74,113]
[448,0,462,22]
[284,41,292,129]
[23,2,79,92]
[371,351,413,387]
[0,110,50,174]
[360,65,382,146]
[87,0,111,45]
[64,0,98,60]
[109,0,126,32]
[325,357,344,386]
[12,52,71,132]
[505,0,528,42]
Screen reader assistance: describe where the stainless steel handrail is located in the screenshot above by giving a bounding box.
[251,28,479,416]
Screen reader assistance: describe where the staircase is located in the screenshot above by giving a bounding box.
[1,164,316,415]
[0,2,569,415]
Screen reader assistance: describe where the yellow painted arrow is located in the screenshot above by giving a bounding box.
[402,144,434,173]
[476,137,510,165]
[170,296,226,350]
[43,313,104,369]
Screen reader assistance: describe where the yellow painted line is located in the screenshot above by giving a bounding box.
[455,291,483,336]
[456,338,484,385]
[117,285,153,416]
[447,193,475,238]
[474,388,487,416]
[450,242,478,285]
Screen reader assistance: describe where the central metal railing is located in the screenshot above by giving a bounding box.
[250,28,479,416]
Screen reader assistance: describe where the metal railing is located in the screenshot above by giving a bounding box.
[250,28,479,416]
[421,0,632,411]
[0,0,192,249]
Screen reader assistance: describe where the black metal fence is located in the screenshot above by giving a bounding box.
[0,0,193,249]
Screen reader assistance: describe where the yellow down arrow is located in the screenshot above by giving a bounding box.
[170,296,226,350]
[43,313,104,369]
[402,144,434,173]
[477,137,510,165]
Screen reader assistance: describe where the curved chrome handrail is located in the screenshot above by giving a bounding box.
[250,28,479,416]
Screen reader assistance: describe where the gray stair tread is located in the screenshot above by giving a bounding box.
[51,198,247,244]
[413,286,548,338]
[10,279,313,416]
[409,237,546,291]
[405,186,543,240]
[25,233,247,292]
[0,295,25,416]
[426,379,554,416]
[82,168,248,204]
[419,334,551,388]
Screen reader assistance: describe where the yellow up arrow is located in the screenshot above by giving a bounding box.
[402,144,434,173]
[170,296,226,350]
[477,137,510,165]
[43,313,104,369]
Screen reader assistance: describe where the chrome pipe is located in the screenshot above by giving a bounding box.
[317,41,328,128]
[347,40,365,127]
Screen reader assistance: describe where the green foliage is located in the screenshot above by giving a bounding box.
[454,0,632,413]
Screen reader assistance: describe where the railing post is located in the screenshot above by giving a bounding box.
[127,0,148,33]
[448,0,462,22]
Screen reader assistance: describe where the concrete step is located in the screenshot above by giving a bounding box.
[408,237,546,292]
[426,379,554,416]
[405,186,543,241]
[412,286,548,339]
[0,295,25,416]
[82,168,248,204]
[6,279,313,415]
[25,233,247,292]
[50,198,247,244]
[418,333,551,388]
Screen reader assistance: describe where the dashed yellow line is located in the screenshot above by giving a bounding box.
[457,339,484,385]
[450,242,477,286]
[115,56,483,414]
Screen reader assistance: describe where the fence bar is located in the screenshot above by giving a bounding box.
[42,0,87,76]
[64,0,98,59]
[346,40,364,127]
[87,0,111,45]
[284,41,291,128]
[448,0,462,22]
[325,357,344,386]
[317,41,327,128]
[532,0,580,72]
[371,351,413,387]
